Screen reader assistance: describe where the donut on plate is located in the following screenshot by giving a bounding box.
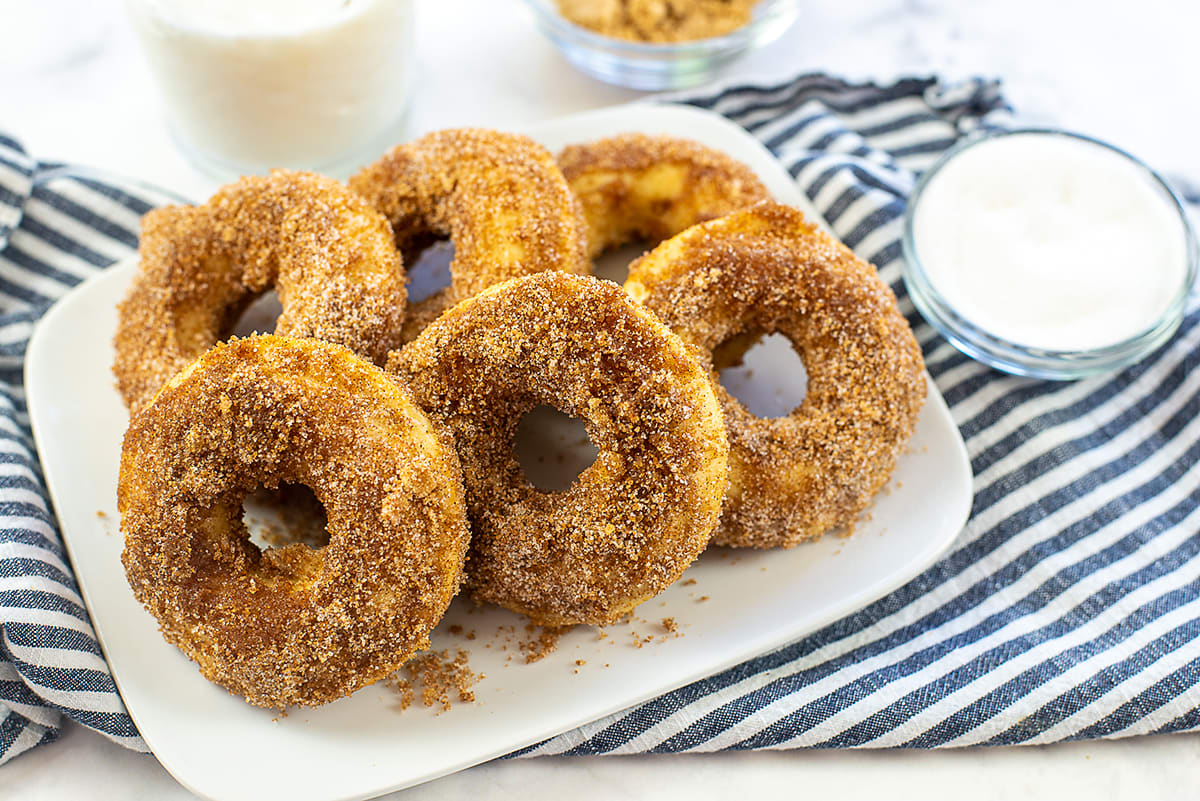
[119,335,470,708]
[389,271,728,626]
[625,202,926,549]
[113,170,407,413]
[350,128,590,343]
[558,133,771,259]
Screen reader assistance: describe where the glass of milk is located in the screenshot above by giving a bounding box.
[126,0,414,177]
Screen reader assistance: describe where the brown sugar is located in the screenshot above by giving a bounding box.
[556,0,762,43]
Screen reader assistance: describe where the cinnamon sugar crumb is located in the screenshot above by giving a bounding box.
[661,617,678,633]
[520,625,569,663]
[387,649,480,713]
[682,578,697,586]
[388,678,416,711]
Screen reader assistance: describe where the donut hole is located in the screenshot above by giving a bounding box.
[514,405,599,493]
[593,242,648,285]
[718,332,809,418]
[228,290,283,338]
[242,482,330,552]
[405,239,455,303]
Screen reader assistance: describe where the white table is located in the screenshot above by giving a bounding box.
[2,1,1198,798]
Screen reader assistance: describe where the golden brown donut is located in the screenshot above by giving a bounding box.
[349,128,590,343]
[389,271,728,626]
[625,202,926,548]
[113,170,407,414]
[558,133,771,258]
[119,335,470,708]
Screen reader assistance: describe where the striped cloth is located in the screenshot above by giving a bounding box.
[0,139,180,763]
[519,75,1200,756]
[2,75,1198,769]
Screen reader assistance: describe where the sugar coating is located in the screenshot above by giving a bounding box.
[626,202,926,548]
[349,128,591,344]
[390,272,729,626]
[558,133,771,258]
[118,336,471,708]
[113,170,407,414]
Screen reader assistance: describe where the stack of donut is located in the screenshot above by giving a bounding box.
[114,129,924,710]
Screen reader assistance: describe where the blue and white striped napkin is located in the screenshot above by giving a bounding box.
[0,138,181,762]
[2,75,1198,768]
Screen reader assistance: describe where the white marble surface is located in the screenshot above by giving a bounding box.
[3,718,1199,801]
[2,0,1199,798]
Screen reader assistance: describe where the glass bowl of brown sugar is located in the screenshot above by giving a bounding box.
[523,0,799,90]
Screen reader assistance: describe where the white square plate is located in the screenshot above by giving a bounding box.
[25,104,972,801]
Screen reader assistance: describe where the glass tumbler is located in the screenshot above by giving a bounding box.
[126,0,414,177]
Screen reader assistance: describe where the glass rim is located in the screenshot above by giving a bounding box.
[900,127,1199,380]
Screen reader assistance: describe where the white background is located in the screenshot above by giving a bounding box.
[2,0,1198,798]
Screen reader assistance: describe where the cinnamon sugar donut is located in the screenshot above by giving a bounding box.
[390,271,728,626]
[113,170,407,414]
[349,128,590,343]
[625,203,925,548]
[119,335,470,708]
[558,133,771,258]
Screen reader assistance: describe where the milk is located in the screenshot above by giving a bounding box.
[128,0,414,174]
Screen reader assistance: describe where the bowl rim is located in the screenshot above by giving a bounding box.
[521,0,797,54]
[900,126,1199,380]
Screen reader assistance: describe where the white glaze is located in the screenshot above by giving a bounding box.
[912,133,1190,351]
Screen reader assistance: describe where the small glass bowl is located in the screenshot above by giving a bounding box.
[901,129,1199,380]
[522,0,799,91]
